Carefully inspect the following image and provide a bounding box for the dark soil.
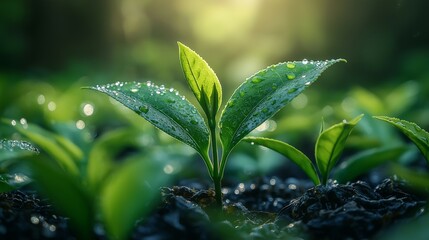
[0,177,426,240]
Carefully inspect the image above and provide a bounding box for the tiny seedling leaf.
[220,59,345,156]
[315,114,363,184]
[178,42,222,118]
[243,137,320,185]
[374,116,429,163]
[87,82,210,159]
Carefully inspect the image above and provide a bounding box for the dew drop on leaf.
[139,105,149,114]
[288,88,297,93]
[286,62,295,69]
[287,73,296,80]
[251,77,263,84]
[302,59,309,65]
[130,88,139,93]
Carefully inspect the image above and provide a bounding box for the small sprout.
[88,42,345,206]
[244,114,363,185]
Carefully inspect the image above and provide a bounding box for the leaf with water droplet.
[243,137,320,185]
[86,82,210,157]
[219,59,346,157]
[315,114,363,185]
[3,119,81,176]
[374,116,429,163]
[178,42,222,119]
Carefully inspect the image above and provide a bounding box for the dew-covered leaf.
[220,59,345,156]
[178,42,222,118]
[333,145,408,183]
[243,137,320,185]
[101,158,168,240]
[86,81,210,158]
[0,139,39,162]
[315,114,363,184]
[374,116,429,163]
[4,120,80,175]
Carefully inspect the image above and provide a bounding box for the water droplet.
[287,73,296,80]
[166,98,176,103]
[76,120,85,130]
[305,82,311,86]
[37,95,45,105]
[47,101,56,111]
[302,59,309,65]
[169,88,175,92]
[190,119,198,125]
[251,77,263,84]
[342,119,347,123]
[82,104,94,116]
[140,105,149,114]
[286,62,295,69]
[130,88,139,93]
[272,83,278,90]
[250,142,255,145]
[20,118,28,129]
[11,120,17,126]
[288,88,297,93]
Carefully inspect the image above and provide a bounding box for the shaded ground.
[0,177,426,239]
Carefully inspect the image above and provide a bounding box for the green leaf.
[3,120,80,175]
[0,139,39,163]
[220,59,345,156]
[0,173,32,193]
[333,145,408,183]
[374,116,429,163]
[101,158,168,240]
[87,128,143,190]
[178,42,222,118]
[25,158,93,239]
[243,137,320,185]
[86,82,210,160]
[315,114,363,184]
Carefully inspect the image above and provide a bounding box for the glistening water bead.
[139,105,149,114]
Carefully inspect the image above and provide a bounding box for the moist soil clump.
[0,177,426,239]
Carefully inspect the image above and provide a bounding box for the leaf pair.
[244,114,363,185]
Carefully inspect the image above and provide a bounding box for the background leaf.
[178,42,222,117]
[87,82,210,158]
[315,114,363,184]
[243,137,320,185]
[374,116,429,162]
[333,145,408,183]
[4,120,81,176]
[24,157,94,239]
[219,59,345,156]
[100,158,168,240]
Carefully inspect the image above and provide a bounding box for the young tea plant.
[88,42,345,206]
[244,114,363,185]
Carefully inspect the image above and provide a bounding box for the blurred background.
[1,0,429,182]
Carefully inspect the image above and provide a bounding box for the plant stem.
[209,120,222,207]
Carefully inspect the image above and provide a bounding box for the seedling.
[88,42,344,206]
[244,114,363,185]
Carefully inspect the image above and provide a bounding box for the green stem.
[209,120,222,207]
